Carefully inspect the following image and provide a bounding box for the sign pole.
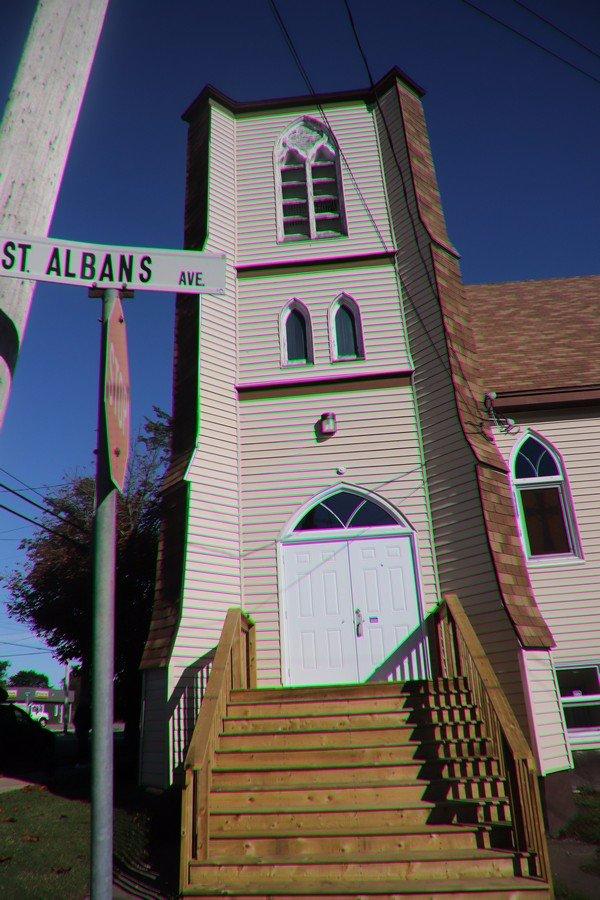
[90,286,131,899]
[91,287,117,899]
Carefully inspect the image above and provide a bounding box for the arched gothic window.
[280,300,313,365]
[330,295,364,360]
[276,118,346,241]
[294,490,400,531]
[512,434,580,559]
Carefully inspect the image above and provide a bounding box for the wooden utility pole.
[0,0,110,426]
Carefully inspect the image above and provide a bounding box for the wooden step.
[187,850,520,886]
[214,740,495,768]
[219,721,486,750]
[229,678,470,705]
[182,875,550,897]
[212,757,501,788]
[226,693,476,717]
[210,799,512,832]
[208,824,492,860]
[223,707,480,732]
[211,775,507,805]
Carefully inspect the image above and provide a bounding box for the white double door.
[283,535,424,686]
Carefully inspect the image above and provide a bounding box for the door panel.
[348,536,425,681]
[283,542,358,686]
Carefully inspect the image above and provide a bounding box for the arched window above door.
[295,490,400,531]
[512,433,580,560]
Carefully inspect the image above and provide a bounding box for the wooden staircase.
[180,602,553,898]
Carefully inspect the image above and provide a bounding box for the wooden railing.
[179,608,256,892]
[435,593,552,890]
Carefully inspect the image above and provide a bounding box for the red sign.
[104,297,130,493]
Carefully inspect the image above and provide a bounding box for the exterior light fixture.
[318,412,337,436]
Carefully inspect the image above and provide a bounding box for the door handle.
[355,608,364,638]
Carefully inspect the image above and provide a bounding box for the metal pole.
[91,288,118,899]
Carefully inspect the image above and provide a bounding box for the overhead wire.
[509,0,600,62]
[459,0,600,85]
[0,479,88,535]
[0,501,88,549]
[341,0,486,421]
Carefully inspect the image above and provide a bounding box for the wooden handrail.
[179,608,256,892]
[435,593,553,891]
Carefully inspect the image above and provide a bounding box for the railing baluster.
[434,593,552,890]
[179,608,256,894]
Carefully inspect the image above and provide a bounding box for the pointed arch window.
[276,118,346,242]
[329,295,365,361]
[281,300,313,366]
[512,434,580,560]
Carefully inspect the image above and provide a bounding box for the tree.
[8,670,51,688]
[4,406,170,749]
[0,660,8,688]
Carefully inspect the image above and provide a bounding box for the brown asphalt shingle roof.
[466,275,600,395]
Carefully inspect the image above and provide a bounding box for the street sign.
[0,232,226,293]
[104,296,130,493]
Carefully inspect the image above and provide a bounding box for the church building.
[138,66,600,798]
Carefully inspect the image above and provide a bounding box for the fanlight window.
[281,301,313,365]
[331,296,364,360]
[295,491,399,531]
[513,435,579,559]
[277,119,346,241]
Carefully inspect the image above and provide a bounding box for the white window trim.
[510,431,582,564]
[555,663,600,747]
[279,298,313,367]
[274,117,347,243]
[328,293,365,362]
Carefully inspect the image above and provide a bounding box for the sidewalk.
[0,774,36,793]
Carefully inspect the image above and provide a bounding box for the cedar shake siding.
[374,76,551,738]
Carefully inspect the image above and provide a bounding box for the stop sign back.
[104,296,130,493]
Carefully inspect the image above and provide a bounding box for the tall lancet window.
[329,294,365,361]
[276,118,346,241]
[512,433,580,560]
[281,300,313,366]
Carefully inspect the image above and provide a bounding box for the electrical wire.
[0,480,88,536]
[509,0,600,62]
[341,0,486,421]
[460,0,600,85]
[0,501,88,550]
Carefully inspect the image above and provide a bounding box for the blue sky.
[1,0,598,686]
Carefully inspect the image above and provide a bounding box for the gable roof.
[466,275,600,403]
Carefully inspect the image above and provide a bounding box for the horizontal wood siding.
[495,410,600,667]
[168,104,241,757]
[239,383,439,686]
[139,668,168,787]
[235,102,393,265]
[520,650,572,774]
[375,82,531,735]
[238,263,410,384]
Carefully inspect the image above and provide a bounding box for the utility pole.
[0,0,110,426]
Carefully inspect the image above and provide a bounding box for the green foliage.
[8,670,51,688]
[0,659,8,688]
[4,407,171,729]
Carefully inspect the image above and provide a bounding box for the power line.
[509,0,600,63]
[0,479,88,536]
[0,501,88,549]
[0,465,53,504]
[0,639,52,651]
[459,0,600,86]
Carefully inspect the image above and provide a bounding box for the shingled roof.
[466,275,600,400]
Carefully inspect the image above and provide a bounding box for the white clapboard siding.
[239,382,439,685]
[168,102,241,704]
[375,82,530,734]
[235,102,393,265]
[520,650,573,775]
[494,410,600,668]
[238,262,410,383]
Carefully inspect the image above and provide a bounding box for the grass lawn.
[0,786,90,899]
